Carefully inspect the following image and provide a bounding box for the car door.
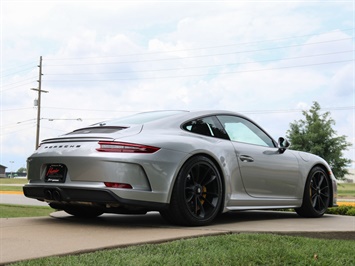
[217,115,302,198]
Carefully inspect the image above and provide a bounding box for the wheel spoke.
[186,193,194,203]
[320,191,329,198]
[185,184,195,202]
[296,167,331,218]
[320,187,329,197]
[318,196,326,210]
[197,197,206,218]
[202,196,217,208]
[311,194,318,208]
[185,185,194,191]
[320,185,329,191]
[189,171,195,184]
[198,167,211,185]
[195,166,200,183]
[318,174,324,187]
[202,174,217,187]
[193,195,198,214]
[186,163,219,217]
[310,180,317,191]
[204,191,219,197]
[177,157,222,224]
[311,171,330,212]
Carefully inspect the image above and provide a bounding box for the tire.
[160,156,223,226]
[295,166,331,218]
[64,205,104,218]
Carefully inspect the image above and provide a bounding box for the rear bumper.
[23,185,167,211]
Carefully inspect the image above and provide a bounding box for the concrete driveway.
[1,211,354,265]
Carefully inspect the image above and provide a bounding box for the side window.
[183,116,229,139]
[217,115,275,147]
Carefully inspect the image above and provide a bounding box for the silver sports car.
[24,110,337,226]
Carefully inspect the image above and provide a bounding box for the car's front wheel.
[295,166,331,218]
[161,156,223,226]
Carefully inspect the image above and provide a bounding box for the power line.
[0,124,36,136]
[43,59,353,82]
[0,107,34,112]
[0,61,37,74]
[42,107,135,112]
[43,28,354,61]
[1,106,353,132]
[1,66,37,77]
[38,106,355,114]
[1,77,36,92]
[44,50,353,76]
[43,38,352,67]
[1,32,352,91]
[6,105,355,119]
[241,106,355,114]
[0,81,38,92]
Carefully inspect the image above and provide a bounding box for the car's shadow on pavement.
[48,210,355,240]
[49,209,330,228]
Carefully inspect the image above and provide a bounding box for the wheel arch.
[167,152,226,210]
[309,163,334,208]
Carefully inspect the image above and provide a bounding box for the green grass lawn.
[337,183,355,198]
[0,178,27,185]
[0,178,26,192]
[0,185,23,191]
[0,204,53,218]
[10,233,355,266]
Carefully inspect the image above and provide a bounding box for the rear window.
[68,126,126,135]
[96,110,187,126]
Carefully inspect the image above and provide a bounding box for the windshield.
[93,110,187,126]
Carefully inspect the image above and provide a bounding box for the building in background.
[0,165,7,178]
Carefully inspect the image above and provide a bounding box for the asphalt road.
[0,192,48,206]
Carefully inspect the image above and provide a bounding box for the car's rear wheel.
[295,166,331,218]
[160,156,223,226]
[63,205,104,218]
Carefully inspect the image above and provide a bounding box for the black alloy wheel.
[295,166,331,218]
[161,156,223,226]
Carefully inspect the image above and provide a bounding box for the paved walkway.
[1,211,354,265]
[1,189,354,264]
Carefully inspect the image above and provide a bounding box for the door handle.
[239,155,254,162]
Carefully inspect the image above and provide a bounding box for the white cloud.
[1,1,354,170]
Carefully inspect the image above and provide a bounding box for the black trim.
[23,185,167,211]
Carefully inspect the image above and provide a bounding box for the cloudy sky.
[1,0,354,172]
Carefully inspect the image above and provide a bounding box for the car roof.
[95,109,247,127]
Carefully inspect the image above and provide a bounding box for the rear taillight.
[97,141,160,153]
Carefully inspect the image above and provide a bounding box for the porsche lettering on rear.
[43,144,81,149]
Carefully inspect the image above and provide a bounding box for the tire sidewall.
[173,155,223,226]
[299,166,330,217]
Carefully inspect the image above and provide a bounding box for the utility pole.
[31,56,48,149]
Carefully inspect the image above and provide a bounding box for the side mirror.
[278,137,290,153]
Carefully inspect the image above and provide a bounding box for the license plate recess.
[45,164,67,183]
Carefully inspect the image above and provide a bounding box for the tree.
[17,167,27,173]
[286,101,351,179]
